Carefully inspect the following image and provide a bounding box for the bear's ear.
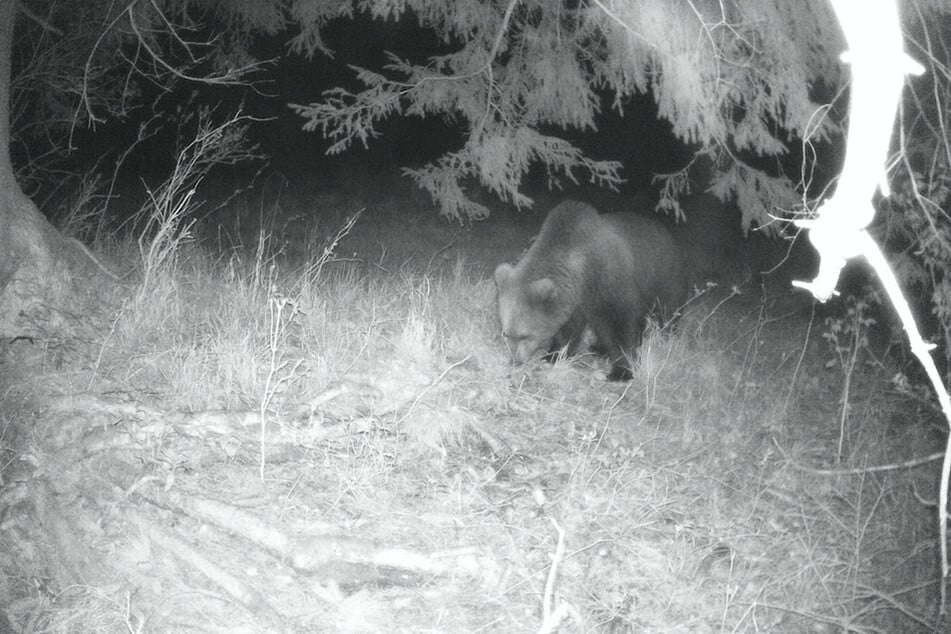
[528,278,556,303]
[494,263,515,287]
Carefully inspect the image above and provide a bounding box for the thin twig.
[538,518,570,634]
[17,2,63,36]
[397,356,471,425]
[782,303,815,415]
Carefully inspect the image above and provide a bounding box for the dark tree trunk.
[0,0,69,333]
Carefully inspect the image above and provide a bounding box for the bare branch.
[124,3,263,87]
[17,1,64,37]
[797,0,949,613]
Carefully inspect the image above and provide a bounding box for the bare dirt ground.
[0,180,946,632]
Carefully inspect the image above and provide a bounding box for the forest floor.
[0,174,947,632]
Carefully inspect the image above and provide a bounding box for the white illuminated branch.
[796,0,951,612]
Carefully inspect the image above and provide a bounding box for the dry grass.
[0,188,945,633]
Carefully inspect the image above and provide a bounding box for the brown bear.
[494,200,688,381]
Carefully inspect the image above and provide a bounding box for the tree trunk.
[0,0,69,334]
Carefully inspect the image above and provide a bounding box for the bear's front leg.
[606,362,633,382]
[544,311,587,363]
[601,312,646,382]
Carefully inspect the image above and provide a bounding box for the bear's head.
[494,263,565,364]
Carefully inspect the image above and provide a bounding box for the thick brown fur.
[495,200,687,381]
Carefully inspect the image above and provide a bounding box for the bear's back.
[519,201,687,312]
[517,201,599,278]
[533,200,598,249]
[595,212,688,312]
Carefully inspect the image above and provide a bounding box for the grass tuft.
[0,190,943,633]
